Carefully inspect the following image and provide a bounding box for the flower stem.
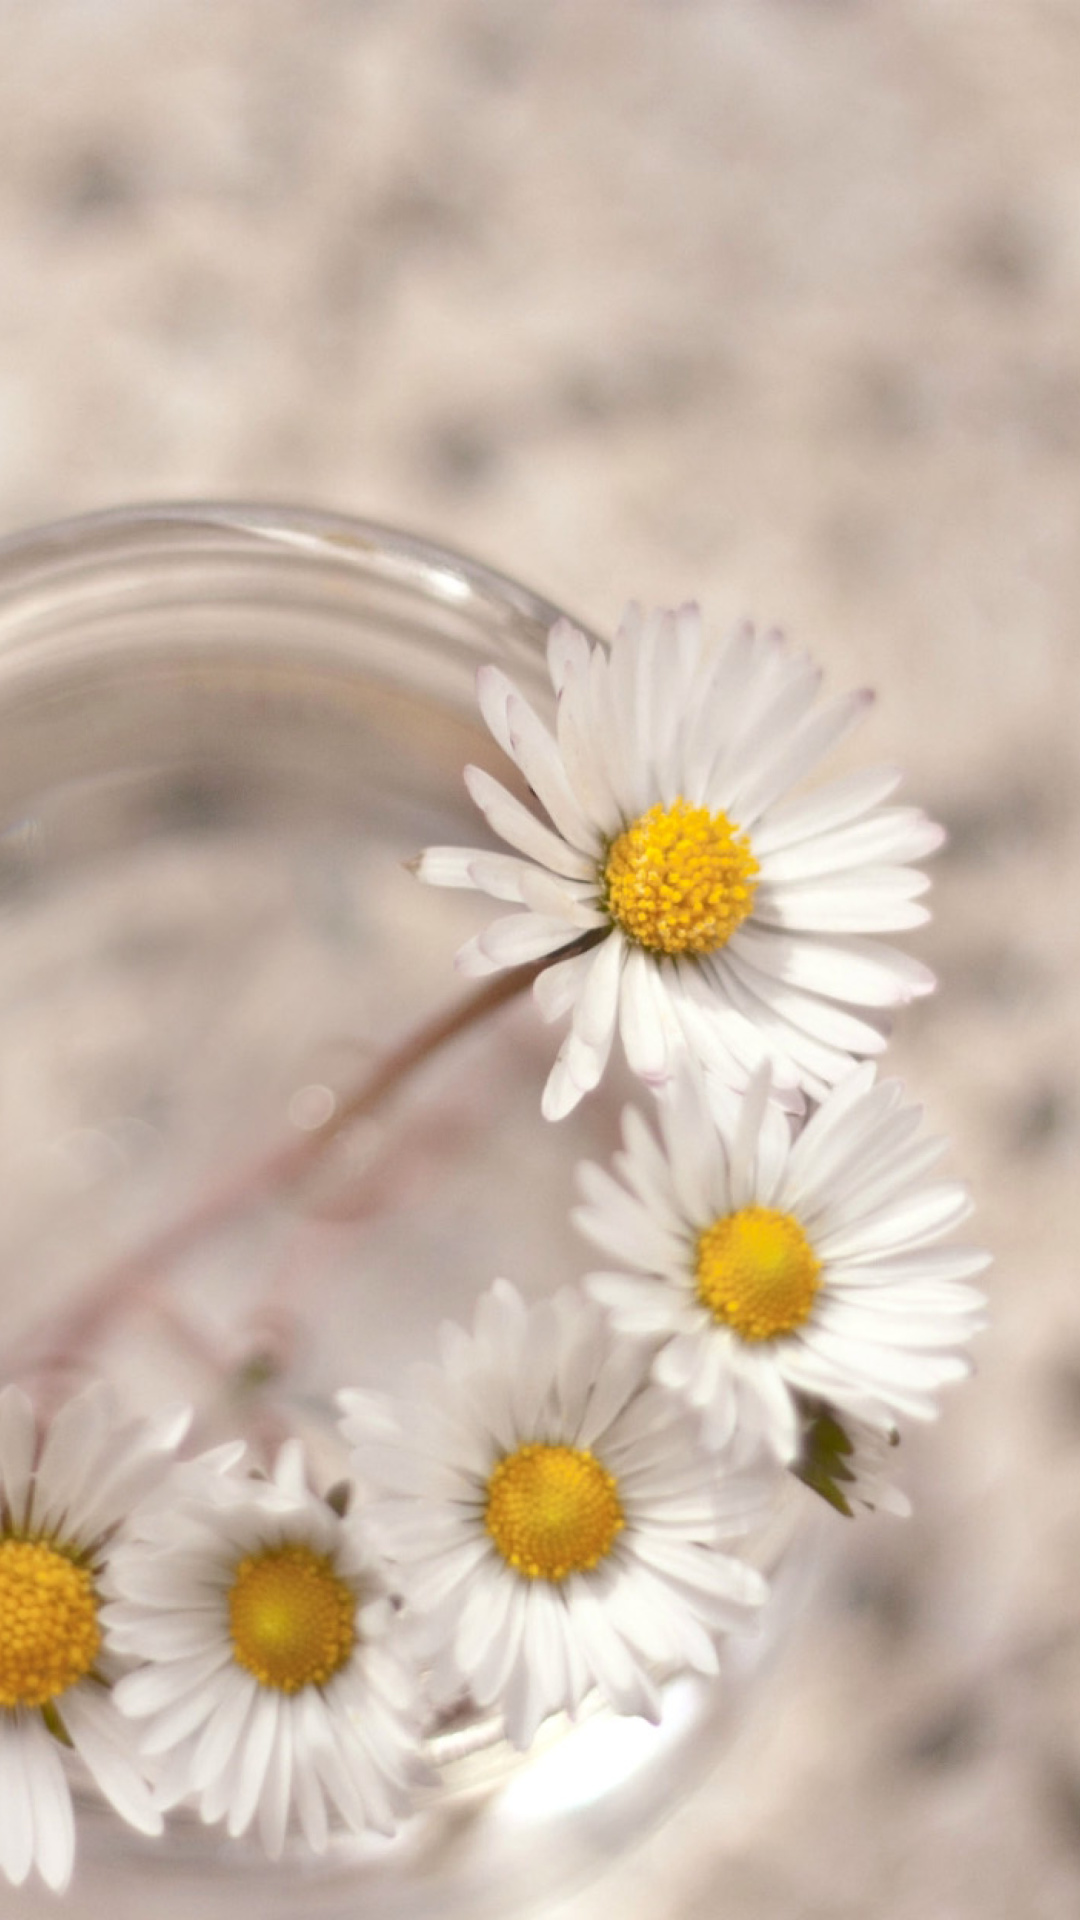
[19,946,591,1379]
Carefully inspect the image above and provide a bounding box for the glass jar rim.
[0,497,580,645]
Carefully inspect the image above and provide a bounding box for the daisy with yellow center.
[106,1442,424,1859]
[0,1383,185,1893]
[576,1062,988,1463]
[340,1280,772,1751]
[416,602,944,1118]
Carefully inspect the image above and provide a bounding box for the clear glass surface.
[0,504,806,1919]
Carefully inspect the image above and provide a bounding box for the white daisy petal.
[30,1384,112,1537]
[0,1387,37,1521]
[477,911,588,970]
[722,946,890,1058]
[454,1560,519,1686]
[814,1181,974,1261]
[503,1588,568,1748]
[556,655,624,836]
[802,1136,952,1239]
[708,652,824,820]
[675,959,782,1081]
[699,953,849,1095]
[518,866,606,925]
[750,764,904,854]
[68,1419,195,1553]
[614,1101,681,1206]
[470,1581,529,1706]
[727,1065,773,1210]
[540,1046,591,1121]
[653,1329,710,1394]
[476,662,518,757]
[585,633,632,810]
[679,620,758,804]
[564,1576,661,1723]
[463,765,596,878]
[826,1247,992,1287]
[0,1717,36,1886]
[61,1688,162,1836]
[23,1722,75,1895]
[815,1298,984,1346]
[292,1709,329,1854]
[759,809,945,884]
[416,846,539,902]
[189,1667,258,1792]
[727,688,875,827]
[619,945,676,1083]
[585,1272,685,1335]
[532,946,598,1023]
[573,1339,653,1450]
[654,1075,729,1222]
[800,1325,971,1398]
[754,875,931,936]
[546,1009,618,1112]
[733,1348,802,1461]
[546,616,593,696]
[256,1697,293,1859]
[503,692,599,854]
[730,921,935,1010]
[575,1175,685,1276]
[572,927,625,1051]
[138,1676,236,1756]
[631,1534,768,1619]
[123,1608,223,1661]
[776,1062,891,1206]
[304,1700,370,1834]
[607,1562,720,1675]
[697,629,791,806]
[228,1689,278,1840]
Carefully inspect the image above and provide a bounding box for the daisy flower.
[105,1442,425,1858]
[339,1280,773,1751]
[0,1382,187,1893]
[574,1062,988,1462]
[416,604,943,1118]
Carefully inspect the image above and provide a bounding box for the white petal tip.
[541,1089,582,1123]
[906,965,938,999]
[453,944,502,978]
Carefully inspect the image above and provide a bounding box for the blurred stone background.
[0,1,1078,1915]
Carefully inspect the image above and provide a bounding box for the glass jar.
[0,504,805,1919]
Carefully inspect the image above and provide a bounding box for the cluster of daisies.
[0,604,987,1892]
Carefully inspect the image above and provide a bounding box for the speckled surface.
[0,2,1078,1914]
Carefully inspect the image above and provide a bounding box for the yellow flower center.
[228,1544,357,1693]
[695,1205,821,1341]
[0,1537,101,1709]
[485,1443,624,1582]
[603,799,759,956]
